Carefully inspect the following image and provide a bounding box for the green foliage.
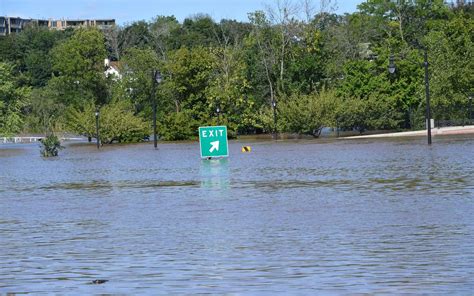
[158,110,198,141]
[0,3,472,141]
[64,100,97,139]
[0,62,31,136]
[40,134,64,157]
[165,46,215,119]
[425,11,474,119]
[120,47,160,114]
[24,87,65,133]
[17,26,66,87]
[179,15,219,48]
[119,21,154,51]
[65,99,149,144]
[51,28,108,106]
[100,100,150,143]
[336,59,405,132]
[277,89,340,137]
[205,45,258,135]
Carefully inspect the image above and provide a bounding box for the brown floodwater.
[1,135,473,294]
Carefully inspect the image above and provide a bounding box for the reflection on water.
[200,158,230,189]
[0,136,473,294]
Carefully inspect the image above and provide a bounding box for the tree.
[149,15,181,59]
[165,46,215,120]
[119,21,153,52]
[120,48,161,115]
[336,59,405,132]
[247,11,278,114]
[425,10,474,120]
[0,62,31,135]
[206,46,258,135]
[103,25,122,61]
[65,99,149,144]
[277,89,339,137]
[179,14,219,48]
[50,28,108,107]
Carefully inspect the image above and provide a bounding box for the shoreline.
[342,125,474,139]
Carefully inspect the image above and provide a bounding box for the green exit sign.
[199,126,229,158]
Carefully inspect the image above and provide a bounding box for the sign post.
[199,126,229,158]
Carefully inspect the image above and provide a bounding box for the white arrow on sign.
[209,141,220,153]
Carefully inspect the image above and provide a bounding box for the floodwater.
[1,135,473,294]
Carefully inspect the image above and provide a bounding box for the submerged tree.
[40,134,64,157]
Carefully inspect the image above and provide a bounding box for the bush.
[40,134,64,157]
[277,89,340,137]
[158,111,198,141]
[65,99,150,144]
[99,100,150,144]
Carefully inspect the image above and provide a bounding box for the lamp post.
[272,99,277,139]
[469,95,473,125]
[423,48,432,145]
[388,54,396,75]
[95,107,100,149]
[152,70,162,149]
[388,50,432,145]
[216,103,221,125]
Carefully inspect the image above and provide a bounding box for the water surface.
[1,136,473,294]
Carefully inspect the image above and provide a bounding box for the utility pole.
[152,70,162,149]
[423,48,432,145]
[95,107,100,149]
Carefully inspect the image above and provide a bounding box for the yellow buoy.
[241,146,251,153]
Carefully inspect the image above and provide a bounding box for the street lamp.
[272,99,277,139]
[216,103,221,125]
[469,95,473,125]
[388,54,396,75]
[388,49,432,145]
[152,70,162,149]
[95,107,100,149]
[422,48,432,145]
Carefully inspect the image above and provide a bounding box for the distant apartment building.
[0,16,115,36]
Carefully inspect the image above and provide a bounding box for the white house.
[104,58,122,80]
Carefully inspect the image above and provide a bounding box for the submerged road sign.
[199,126,229,158]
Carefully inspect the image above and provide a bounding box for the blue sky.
[0,0,361,24]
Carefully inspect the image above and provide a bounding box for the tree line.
[0,0,472,142]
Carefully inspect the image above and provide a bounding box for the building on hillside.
[49,19,115,30]
[0,17,7,36]
[0,16,115,36]
[0,16,35,35]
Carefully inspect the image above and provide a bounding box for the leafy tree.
[158,110,198,141]
[247,11,279,113]
[50,28,108,107]
[336,58,405,132]
[425,11,474,120]
[179,14,219,48]
[165,46,215,121]
[103,25,122,61]
[278,89,339,137]
[17,25,66,87]
[65,99,149,144]
[120,47,161,115]
[24,87,66,133]
[0,62,31,135]
[119,21,153,52]
[206,34,258,135]
[99,99,150,143]
[149,15,181,58]
[40,134,64,157]
[285,18,326,93]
